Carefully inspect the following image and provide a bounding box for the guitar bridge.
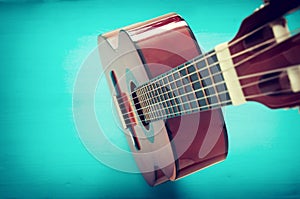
[113,93,137,129]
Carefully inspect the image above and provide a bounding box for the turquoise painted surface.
[0,0,300,198]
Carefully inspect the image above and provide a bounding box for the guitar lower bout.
[98,14,228,186]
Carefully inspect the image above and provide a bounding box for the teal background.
[1,0,300,198]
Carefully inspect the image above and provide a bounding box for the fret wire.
[142,86,231,122]
[157,84,168,118]
[166,79,180,115]
[125,87,292,125]
[188,64,200,110]
[123,34,281,106]
[138,88,146,120]
[124,97,231,125]
[129,100,232,125]
[135,89,142,120]
[205,54,221,107]
[125,62,295,118]
[116,29,298,125]
[156,75,170,119]
[144,95,232,122]
[138,51,213,91]
[169,71,181,117]
[133,66,229,111]
[129,24,292,107]
[139,87,147,120]
[152,82,164,118]
[151,84,159,119]
[132,54,218,109]
[161,77,170,118]
[129,78,229,116]
[159,79,169,117]
[163,75,173,119]
[192,59,208,110]
[140,87,150,119]
[159,75,170,120]
[125,69,293,123]
[149,83,158,119]
[122,45,298,123]
[182,63,193,112]
[186,62,203,111]
[149,83,157,119]
[148,82,158,120]
[134,20,280,98]
[144,85,153,120]
[121,32,290,119]
[122,61,296,124]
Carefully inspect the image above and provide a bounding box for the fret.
[145,85,155,119]
[204,52,219,108]
[207,53,232,106]
[164,77,176,115]
[176,78,189,111]
[168,73,180,116]
[134,50,232,123]
[150,83,160,119]
[167,87,179,117]
[192,57,210,109]
[141,86,150,120]
[158,79,169,116]
[138,88,147,120]
[170,80,183,112]
[164,82,173,116]
[161,82,173,116]
[185,63,205,111]
[185,63,200,111]
[177,69,187,112]
[151,83,162,118]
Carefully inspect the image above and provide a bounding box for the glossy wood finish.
[229,0,300,109]
[102,13,228,186]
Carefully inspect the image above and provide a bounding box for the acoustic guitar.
[97,0,300,186]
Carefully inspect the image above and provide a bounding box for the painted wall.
[0,0,300,198]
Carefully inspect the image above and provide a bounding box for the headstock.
[228,0,300,109]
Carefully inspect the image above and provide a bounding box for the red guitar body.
[98,14,228,186]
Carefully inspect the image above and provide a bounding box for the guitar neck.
[133,4,300,123]
[134,49,233,122]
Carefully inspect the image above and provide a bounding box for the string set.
[121,70,295,126]
[107,21,299,125]
[117,27,297,108]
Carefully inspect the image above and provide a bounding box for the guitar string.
[116,28,297,106]
[121,68,295,122]
[116,26,298,105]
[116,35,275,106]
[117,33,298,122]
[101,22,300,124]
[116,30,297,111]
[114,19,279,103]
[121,88,293,126]
[133,16,279,92]
[119,68,297,124]
[120,65,297,116]
[118,33,299,122]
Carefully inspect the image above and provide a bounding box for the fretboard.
[134,50,232,122]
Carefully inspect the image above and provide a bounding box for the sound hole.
[130,82,150,130]
[259,71,291,96]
